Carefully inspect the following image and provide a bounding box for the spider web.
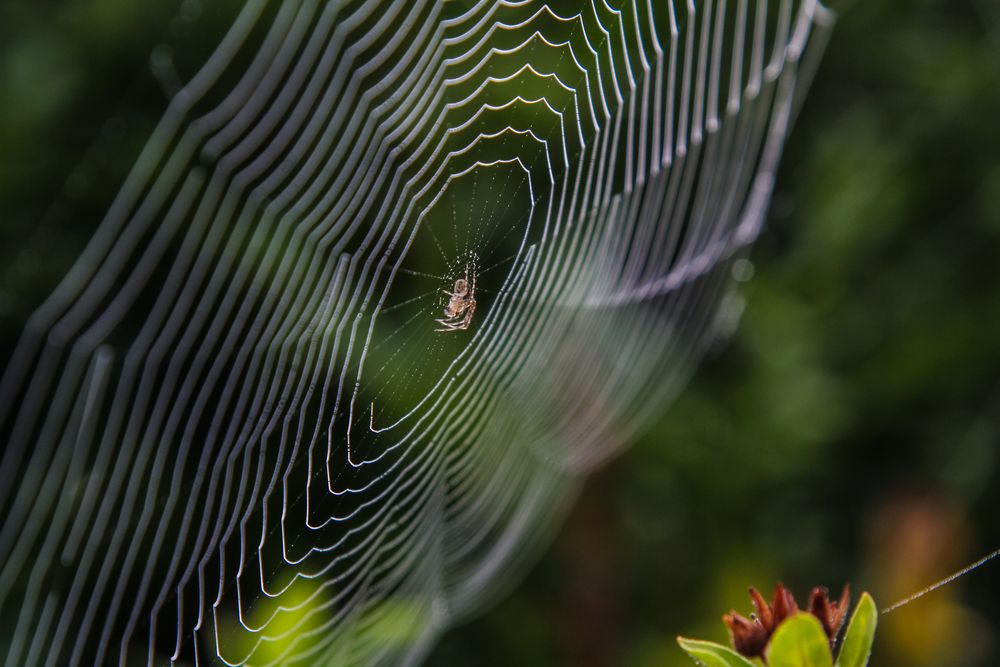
[0,1,833,665]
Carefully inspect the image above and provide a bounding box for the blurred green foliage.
[0,0,240,356]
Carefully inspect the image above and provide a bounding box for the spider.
[435,268,476,332]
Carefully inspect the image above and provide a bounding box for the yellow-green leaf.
[677,636,757,667]
[836,592,878,667]
[766,613,834,667]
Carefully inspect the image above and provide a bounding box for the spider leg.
[434,317,458,332]
[460,301,475,329]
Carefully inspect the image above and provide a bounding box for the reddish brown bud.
[723,610,769,658]
[771,582,800,625]
[749,586,773,629]
[723,582,851,660]
[807,584,851,646]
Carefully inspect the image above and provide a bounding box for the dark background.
[1,1,997,666]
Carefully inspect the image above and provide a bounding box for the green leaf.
[766,613,834,667]
[676,636,757,667]
[836,592,878,667]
